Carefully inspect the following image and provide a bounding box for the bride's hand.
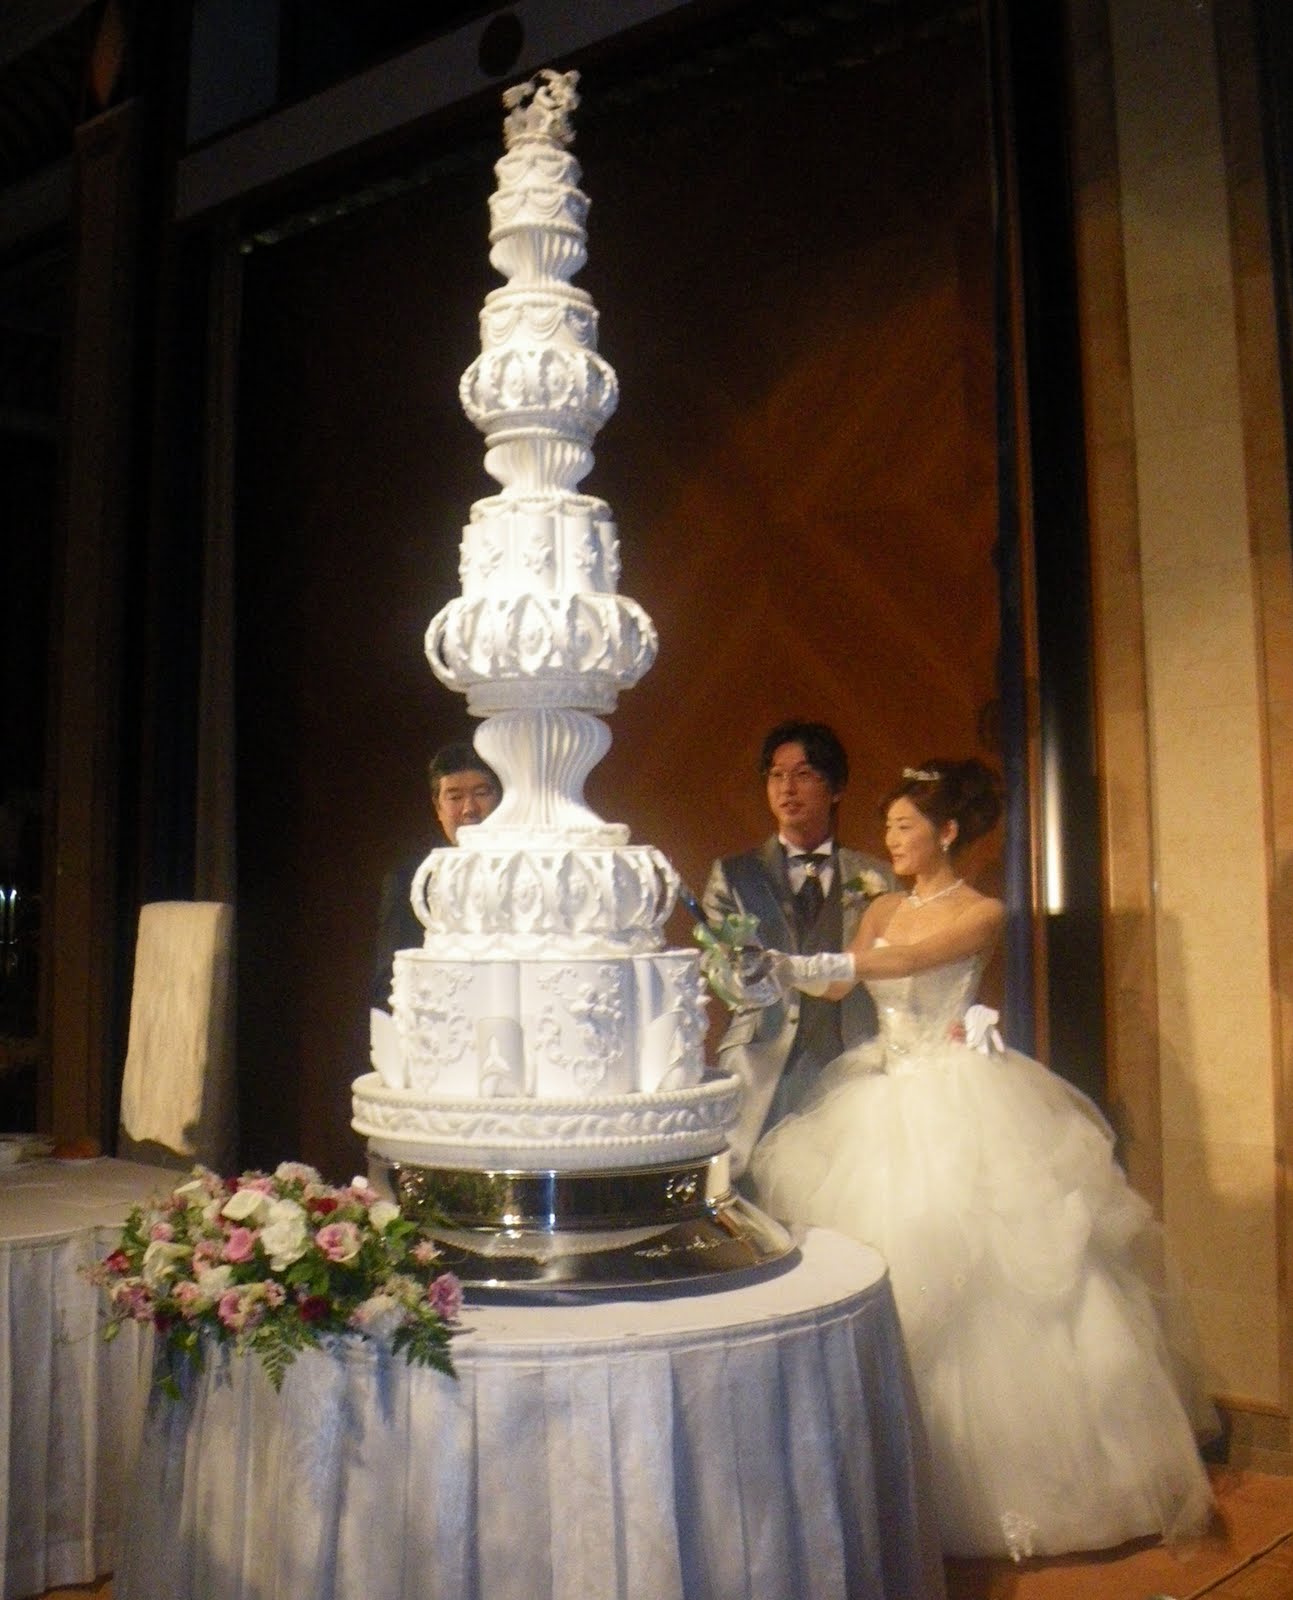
[773,952,858,997]
[696,941,783,1009]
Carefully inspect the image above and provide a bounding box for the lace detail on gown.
[999,1511,1037,1563]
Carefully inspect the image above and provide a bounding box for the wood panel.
[234,19,1002,1178]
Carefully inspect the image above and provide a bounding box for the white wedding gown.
[750,945,1217,1561]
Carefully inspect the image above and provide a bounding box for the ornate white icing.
[426,592,655,715]
[352,1072,741,1172]
[457,498,620,598]
[387,952,707,1098]
[425,68,654,718]
[358,71,737,1174]
[413,845,677,949]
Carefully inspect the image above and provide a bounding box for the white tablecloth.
[116,1229,944,1600]
[0,1157,175,1600]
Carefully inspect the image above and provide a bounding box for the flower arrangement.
[94,1162,461,1397]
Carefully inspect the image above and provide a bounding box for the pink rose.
[217,1289,244,1330]
[217,1289,264,1333]
[111,1280,153,1320]
[149,1221,175,1242]
[173,1281,204,1314]
[428,1273,463,1322]
[223,1226,256,1264]
[316,1221,362,1263]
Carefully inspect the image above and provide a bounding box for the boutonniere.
[842,869,889,902]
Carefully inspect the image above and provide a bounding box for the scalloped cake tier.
[352,1072,740,1172]
[410,841,677,947]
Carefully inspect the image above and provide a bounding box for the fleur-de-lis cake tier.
[352,72,751,1204]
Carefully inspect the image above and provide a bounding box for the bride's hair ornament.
[884,758,1003,852]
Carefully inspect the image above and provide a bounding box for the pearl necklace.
[908,878,964,908]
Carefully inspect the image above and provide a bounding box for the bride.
[748,759,1217,1562]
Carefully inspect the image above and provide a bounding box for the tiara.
[902,766,941,783]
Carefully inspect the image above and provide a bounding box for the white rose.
[194,1262,234,1300]
[140,1240,190,1288]
[368,1200,400,1233]
[274,1161,322,1186]
[349,1293,403,1341]
[260,1199,310,1271]
[222,1187,268,1224]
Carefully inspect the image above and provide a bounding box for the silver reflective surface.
[369,1151,796,1290]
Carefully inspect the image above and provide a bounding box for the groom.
[702,720,892,1177]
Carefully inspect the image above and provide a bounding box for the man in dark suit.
[702,720,892,1176]
[371,740,500,1007]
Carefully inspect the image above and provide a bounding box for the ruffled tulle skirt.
[750,1042,1217,1560]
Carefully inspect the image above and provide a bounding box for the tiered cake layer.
[351,1075,740,1172]
[388,948,707,1098]
[410,838,677,954]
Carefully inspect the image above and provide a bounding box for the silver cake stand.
[368,1149,796,1290]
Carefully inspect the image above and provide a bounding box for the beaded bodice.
[864,942,984,1062]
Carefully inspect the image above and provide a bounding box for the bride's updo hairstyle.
[883,759,1003,855]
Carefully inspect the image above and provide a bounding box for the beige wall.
[1072,0,1293,1454]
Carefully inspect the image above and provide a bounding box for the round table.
[0,1156,174,1600]
[116,1228,944,1600]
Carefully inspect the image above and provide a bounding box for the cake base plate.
[368,1150,796,1290]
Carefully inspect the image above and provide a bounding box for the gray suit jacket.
[702,838,893,1176]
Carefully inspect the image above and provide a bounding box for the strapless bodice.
[864,942,984,1060]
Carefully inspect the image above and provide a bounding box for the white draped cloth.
[119,900,235,1169]
[116,1230,945,1600]
[0,1159,172,1600]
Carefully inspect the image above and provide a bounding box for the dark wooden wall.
[234,20,1002,1179]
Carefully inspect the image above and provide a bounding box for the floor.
[946,1534,1293,1599]
[32,1469,1293,1600]
[944,1468,1293,1600]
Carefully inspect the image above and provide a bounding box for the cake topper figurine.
[502,67,581,148]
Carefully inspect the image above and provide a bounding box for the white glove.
[963,1004,1004,1054]
[774,951,857,997]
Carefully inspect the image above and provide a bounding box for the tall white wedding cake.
[351,73,782,1279]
